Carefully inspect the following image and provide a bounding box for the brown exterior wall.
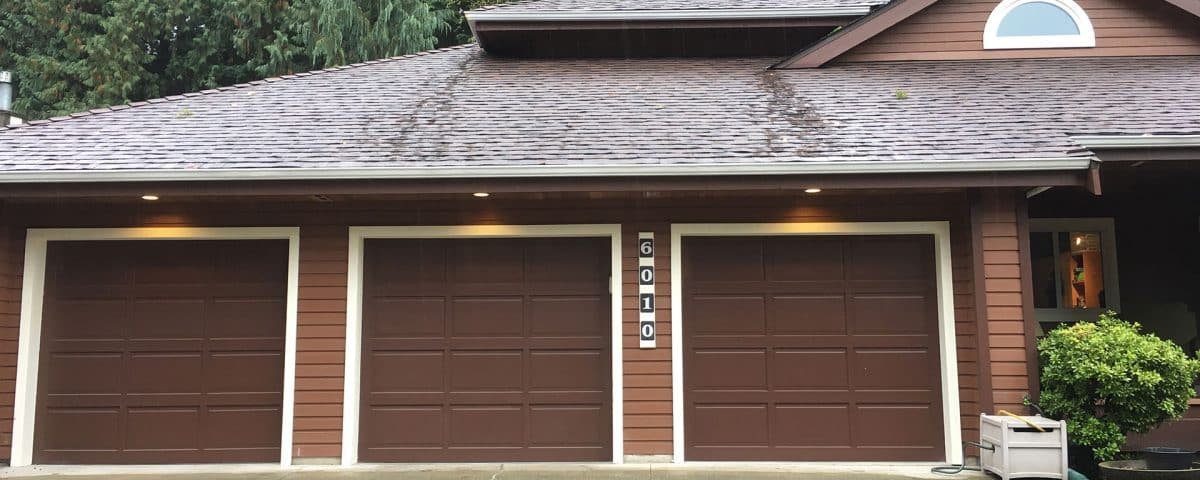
[0,191,990,462]
[975,189,1036,414]
[839,0,1200,63]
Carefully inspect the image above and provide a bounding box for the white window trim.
[10,227,302,468]
[983,0,1096,50]
[1029,218,1120,324]
[670,222,963,465]
[340,224,624,465]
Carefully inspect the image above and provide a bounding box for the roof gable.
[778,0,1200,67]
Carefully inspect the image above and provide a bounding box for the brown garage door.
[35,240,288,464]
[683,235,945,461]
[359,237,612,462]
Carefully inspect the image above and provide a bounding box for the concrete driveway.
[0,463,987,480]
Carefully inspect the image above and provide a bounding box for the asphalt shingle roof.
[2,45,1198,173]
[472,0,890,13]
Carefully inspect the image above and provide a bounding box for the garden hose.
[931,440,994,475]
[997,409,1046,432]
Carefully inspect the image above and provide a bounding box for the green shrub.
[1038,312,1200,461]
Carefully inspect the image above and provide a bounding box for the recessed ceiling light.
[472,192,490,198]
[141,195,159,201]
[804,188,822,194]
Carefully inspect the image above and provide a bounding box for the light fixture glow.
[472,192,490,198]
[141,195,160,201]
[804,188,822,194]
[1075,237,1082,246]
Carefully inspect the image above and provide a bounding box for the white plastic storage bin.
[979,413,1069,480]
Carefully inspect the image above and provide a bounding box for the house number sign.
[638,232,656,349]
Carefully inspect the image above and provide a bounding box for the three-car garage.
[13,223,955,467]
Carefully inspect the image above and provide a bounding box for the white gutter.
[465,6,872,22]
[0,158,1092,184]
[1072,135,1200,149]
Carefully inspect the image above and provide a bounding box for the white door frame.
[10,227,302,467]
[670,222,963,464]
[341,224,624,465]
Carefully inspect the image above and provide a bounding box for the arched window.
[984,0,1096,49]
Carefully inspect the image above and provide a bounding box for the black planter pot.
[1099,460,1200,480]
[1144,448,1199,471]
[1072,444,1101,479]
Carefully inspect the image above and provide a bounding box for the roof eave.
[0,158,1094,184]
[1072,134,1200,149]
[465,6,873,23]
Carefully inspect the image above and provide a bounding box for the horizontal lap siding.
[978,190,1034,413]
[0,193,985,461]
[0,219,19,460]
[839,0,1200,62]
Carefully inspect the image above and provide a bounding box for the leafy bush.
[1038,312,1200,461]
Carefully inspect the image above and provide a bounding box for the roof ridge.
[3,43,478,131]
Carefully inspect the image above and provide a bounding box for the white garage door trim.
[341,224,624,465]
[11,227,302,467]
[670,222,962,464]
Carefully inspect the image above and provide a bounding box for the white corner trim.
[670,222,963,464]
[0,158,1095,184]
[341,224,624,466]
[1072,135,1200,149]
[10,227,301,468]
[983,0,1096,50]
[466,6,871,22]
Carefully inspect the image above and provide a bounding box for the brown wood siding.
[839,0,1200,63]
[976,189,1035,413]
[0,192,986,461]
[0,218,19,461]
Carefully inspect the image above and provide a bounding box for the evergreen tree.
[0,0,501,120]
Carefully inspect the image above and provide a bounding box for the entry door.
[359,237,612,462]
[682,235,945,461]
[35,240,288,464]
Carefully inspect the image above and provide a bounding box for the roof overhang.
[0,157,1093,185]
[1071,134,1200,149]
[466,6,874,23]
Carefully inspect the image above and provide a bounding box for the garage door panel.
[770,295,847,334]
[689,349,767,389]
[366,406,445,446]
[773,349,849,388]
[40,408,122,450]
[203,407,283,448]
[127,353,202,393]
[44,353,123,394]
[206,352,284,393]
[209,299,287,338]
[690,404,769,445]
[452,241,525,283]
[765,238,845,281]
[529,350,605,390]
[853,348,937,388]
[684,235,943,461]
[36,240,287,464]
[450,297,524,337]
[126,408,200,450]
[369,298,445,338]
[449,406,524,445]
[129,299,206,339]
[772,404,851,446]
[851,295,931,334]
[529,296,607,337]
[45,300,126,340]
[529,405,607,445]
[685,239,764,281]
[848,239,930,280]
[688,295,765,336]
[449,351,523,391]
[360,237,612,462]
[852,405,940,447]
[370,351,444,392]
